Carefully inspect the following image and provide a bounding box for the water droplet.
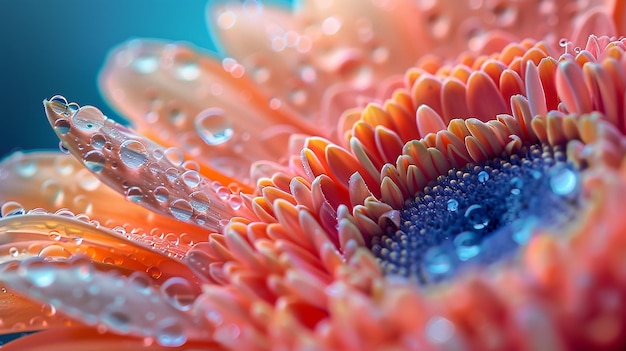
[194,108,233,145]
[174,60,200,81]
[229,195,242,210]
[126,187,144,202]
[39,245,71,259]
[133,55,159,74]
[549,167,578,196]
[54,118,71,134]
[146,266,162,279]
[160,277,195,311]
[464,204,490,230]
[423,247,451,275]
[9,247,19,257]
[164,147,184,166]
[477,171,489,183]
[169,199,193,221]
[41,303,56,317]
[426,316,455,344]
[83,150,106,173]
[1,202,25,217]
[453,231,481,261]
[181,170,201,188]
[154,186,170,202]
[90,133,106,149]
[155,318,187,347]
[119,140,148,168]
[322,16,342,35]
[189,191,210,212]
[72,106,106,132]
[446,199,459,212]
[129,272,153,295]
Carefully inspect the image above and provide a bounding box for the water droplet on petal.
[194,108,233,146]
[181,170,201,188]
[90,133,107,149]
[160,277,195,311]
[83,150,106,173]
[72,106,106,132]
[169,199,193,221]
[126,187,144,202]
[189,191,210,211]
[549,167,578,196]
[156,318,186,347]
[174,60,200,81]
[154,186,170,202]
[119,140,148,168]
[54,118,71,134]
[9,247,19,257]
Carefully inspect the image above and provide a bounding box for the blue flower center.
[370,144,582,286]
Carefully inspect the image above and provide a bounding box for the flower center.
[370,144,582,286]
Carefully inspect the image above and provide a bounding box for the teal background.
[0,0,243,158]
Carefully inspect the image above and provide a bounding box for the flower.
[1,0,626,350]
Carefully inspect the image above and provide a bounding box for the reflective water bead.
[164,147,185,167]
[72,106,106,132]
[422,247,451,275]
[160,277,195,312]
[53,118,71,135]
[174,60,200,81]
[194,108,234,146]
[83,150,106,173]
[118,140,149,168]
[464,204,490,230]
[169,199,193,221]
[133,55,159,74]
[549,167,578,196]
[154,186,170,202]
[189,191,210,212]
[477,171,489,183]
[446,198,459,212]
[181,170,201,188]
[126,187,144,202]
[453,231,481,261]
[155,318,187,347]
[90,133,107,149]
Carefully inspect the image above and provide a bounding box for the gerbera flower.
[1,0,626,349]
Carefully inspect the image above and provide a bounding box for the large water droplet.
[189,191,210,211]
[126,187,144,202]
[160,277,195,311]
[72,106,106,132]
[181,170,201,188]
[194,108,233,145]
[156,318,187,347]
[119,140,148,168]
[54,118,71,135]
[90,133,107,149]
[464,204,490,230]
[422,247,451,275]
[169,199,193,221]
[549,167,578,196]
[453,231,481,261]
[446,199,458,212]
[477,171,489,183]
[83,150,106,173]
[154,186,170,202]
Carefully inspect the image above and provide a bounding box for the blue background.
[0,0,281,158]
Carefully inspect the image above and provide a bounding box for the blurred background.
[0,0,287,159]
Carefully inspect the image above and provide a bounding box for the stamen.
[370,144,582,286]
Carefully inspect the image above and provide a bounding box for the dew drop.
[169,199,193,221]
[1,202,25,217]
[154,186,170,202]
[9,247,19,257]
[90,133,107,149]
[49,95,69,113]
[181,170,201,188]
[194,108,234,145]
[39,245,71,259]
[446,199,458,212]
[83,150,106,173]
[164,147,184,166]
[189,191,210,211]
[53,118,71,135]
[72,106,106,132]
[464,204,490,230]
[156,318,187,347]
[126,187,144,202]
[423,247,451,275]
[146,266,162,279]
[119,140,148,168]
[453,231,481,261]
[549,167,578,196]
[160,277,195,311]
[477,171,489,183]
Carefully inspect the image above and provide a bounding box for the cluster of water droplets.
[1,255,206,347]
[371,144,582,286]
[46,95,246,231]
